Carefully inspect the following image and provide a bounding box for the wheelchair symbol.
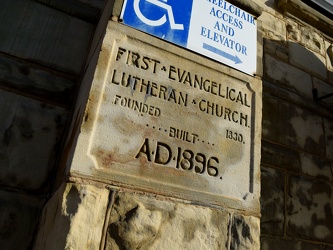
[134,0,184,30]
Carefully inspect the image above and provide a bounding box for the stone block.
[313,77,333,107]
[0,90,68,191]
[260,166,284,235]
[259,12,286,41]
[71,21,262,213]
[0,56,75,105]
[300,26,325,55]
[287,175,333,243]
[261,140,300,172]
[324,118,333,161]
[34,0,100,22]
[230,214,260,250]
[262,94,293,146]
[76,0,105,10]
[300,27,324,55]
[286,20,300,42]
[34,183,109,250]
[300,152,332,181]
[255,0,283,16]
[327,70,333,85]
[288,107,324,156]
[262,94,325,156]
[327,39,333,84]
[264,39,289,62]
[0,0,93,74]
[264,54,312,98]
[261,236,331,250]
[289,42,327,79]
[0,190,43,249]
[326,40,333,73]
[106,191,230,250]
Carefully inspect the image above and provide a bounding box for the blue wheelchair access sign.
[121,0,192,47]
[120,0,257,75]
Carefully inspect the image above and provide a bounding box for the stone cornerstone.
[34,1,263,249]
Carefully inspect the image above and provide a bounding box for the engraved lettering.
[168,65,251,108]
[135,139,224,180]
[154,142,172,165]
[226,129,245,144]
[111,70,188,107]
[168,65,177,80]
[116,47,126,61]
[198,99,249,127]
[113,95,160,117]
[141,56,150,70]
[135,138,151,161]
[169,127,198,143]
[116,47,161,74]
[228,88,235,101]
[240,113,248,127]
[127,51,140,68]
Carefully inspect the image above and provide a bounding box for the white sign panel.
[120,0,257,75]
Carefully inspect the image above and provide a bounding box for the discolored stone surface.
[0,190,43,249]
[260,166,284,235]
[71,21,262,213]
[300,152,332,181]
[324,118,333,162]
[261,140,300,172]
[262,94,325,156]
[230,214,260,250]
[312,77,333,107]
[264,54,312,98]
[106,191,230,250]
[299,26,324,55]
[259,12,286,41]
[0,90,68,191]
[264,39,289,62]
[286,20,300,42]
[287,175,333,243]
[0,0,94,75]
[261,236,331,250]
[0,56,75,106]
[34,183,109,250]
[289,42,326,78]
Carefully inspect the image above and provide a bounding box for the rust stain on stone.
[112,115,138,136]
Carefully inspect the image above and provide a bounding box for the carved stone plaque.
[71,22,262,212]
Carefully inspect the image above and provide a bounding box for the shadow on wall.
[261,36,333,247]
[264,37,333,107]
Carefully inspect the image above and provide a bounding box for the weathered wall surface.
[0,0,106,248]
[106,191,260,250]
[256,0,333,248]
[35,181,260,250]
